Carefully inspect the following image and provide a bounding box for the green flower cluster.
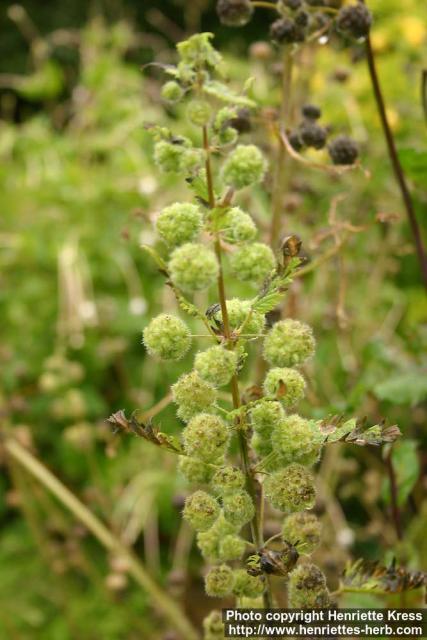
[156,202,203,247]
[282,511,322,554]
[264,464,316,512]
[288,563,330,608]
[143,314,191,360]
[172,371,217,421]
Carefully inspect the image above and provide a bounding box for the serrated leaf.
[203,80,256,107]
[186,173,210,204]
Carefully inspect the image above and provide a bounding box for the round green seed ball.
[203,610,225,640]
[154,140,185,173]
[183,490,220,531]
[264,464,316,513]
[223,490,255,527]
[187,99,212,126]
[169,243,219,293]
[183,413,229,462]
[156,202,203,247]
[263,319,315,367]
[205,564,235,598]
[219,207,257,244]
[250,431,273,458]
[211,466,245,495]
[271,414,323,468]
[172,371,217,422]
[161,80,184,103]
[218,534,246,561]
[222,144,267,190]
[288,563,330,608]
[250,400,285,436]
[215,298,265,336]
[143,314,191,360]
[282,511,322,555]
[178,456,213,484]
[194,345,238,387]
[263,367,306,407]
[232,569,265,598]
[229,243,275,284]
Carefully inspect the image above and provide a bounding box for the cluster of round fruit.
[289,104,359,165]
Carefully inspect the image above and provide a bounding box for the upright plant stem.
[4,437,199,640]
[270,48,294,247]
[203,126,273,609]
[364,34,427,289]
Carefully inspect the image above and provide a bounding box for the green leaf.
[374,372,427,406]
[383,440,420,507]
[203,80,256,107]
[251,291,282,315]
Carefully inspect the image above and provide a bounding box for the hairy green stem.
[4,437,199,640]
[203,125,273,609]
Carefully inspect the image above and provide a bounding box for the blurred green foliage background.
[0,0,426,637]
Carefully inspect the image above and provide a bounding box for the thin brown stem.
[364,32,427,289]
[385,447,403,541]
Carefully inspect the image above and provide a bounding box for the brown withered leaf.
[319,415,401,447]
[107,410,183,454]
[343,558,426,595]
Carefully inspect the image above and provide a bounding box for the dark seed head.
[288,129,304,151]
[281,0,303,10]
[216,0,254,27]
[299,121,328,149]
[328,135,359,165]
[229,107,251,133]
[270,17,305,44]
[295,10,309,27]
[301,103,322,120]
[336,3,372,38]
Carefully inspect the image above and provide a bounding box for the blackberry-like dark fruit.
[216,0,254,27]
[295,10,309,27]
[336,3,372,38]
[328,135,359,165]
[301,104,321,120]
[229,108,251,133]
[299,121,327,149]
[288,130,304,151]
[270,17,305,44]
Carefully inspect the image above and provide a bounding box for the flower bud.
[212,466,245,495]
[282,511,322,555]
[205,564,235,597]
[161,80,184,103]
[218,207,257,244]
[263,367,306,407]
[223,490,255,527]
[143,314,191,360]
[264,464,316,512]
[178,456,214,484]
[187,100,212,126]
[263,319,315,367]
[216,0,254,27]
[172,371,217,422]
[195,345,238,387]
[271,414,323,467]
[229,243,275,284]
[154,140,186,173]
[222,144,267,190]
[232,569,265,598]
[156,202,203,247]
[183,413,229,462]
[183,490,220,531]
[288,563,330,608]
[250,400,285,436]
[169,243,219,293]
[214,298,265,336]
[219,534,246,561]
